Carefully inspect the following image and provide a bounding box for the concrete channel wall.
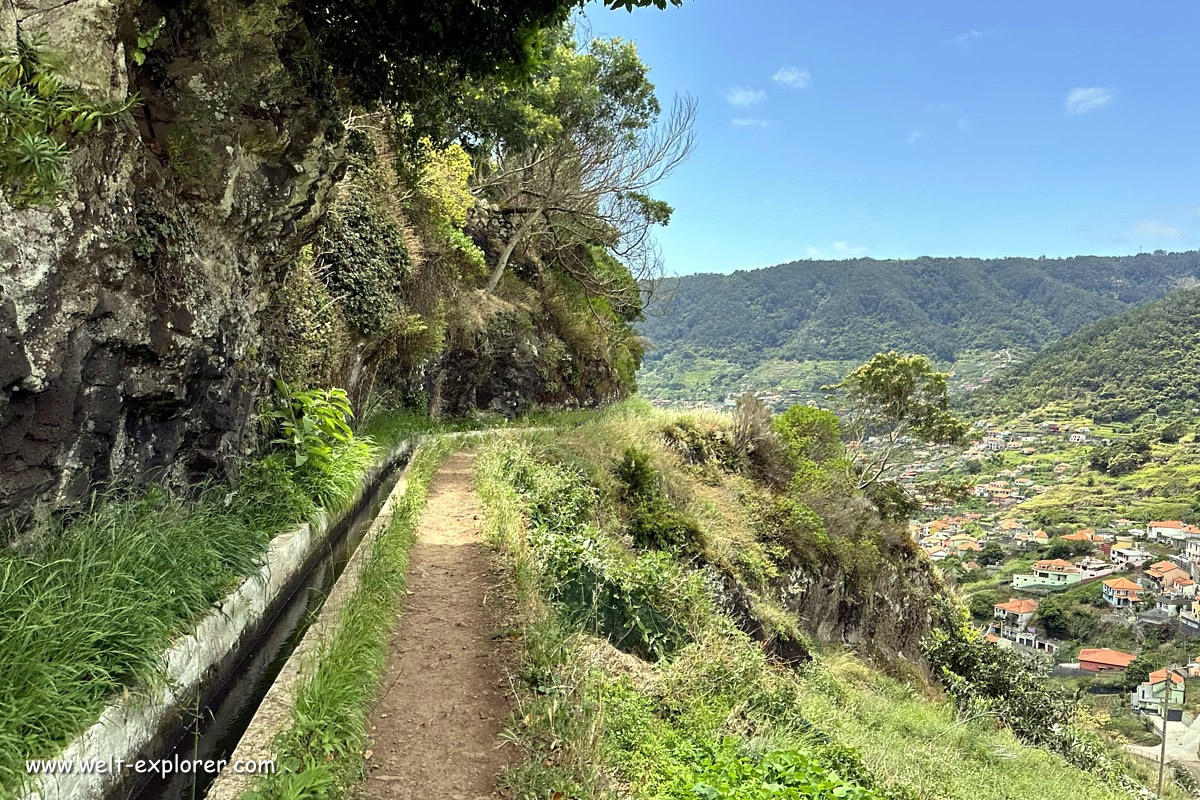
[206,437,428,800]
[26,440,415,800]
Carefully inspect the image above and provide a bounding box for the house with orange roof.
[1102,577,1145,608]
[1060,529,1101,542]
[993,598,1038,628]
[1078,648,1136,672]
[1145,560,1191,592]
[1132,668,1186,717]
[1013,558,1082,590]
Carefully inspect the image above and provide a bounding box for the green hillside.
[975,288,1200,422]
[639,253,1200,403]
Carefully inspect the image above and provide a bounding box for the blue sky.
[582,1,1200,275]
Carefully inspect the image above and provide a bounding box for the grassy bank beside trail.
[244,436,454,800]
[473,409,1170,800]
[0,408,440,795]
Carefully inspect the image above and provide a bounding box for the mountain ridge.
[638,251,1200,401]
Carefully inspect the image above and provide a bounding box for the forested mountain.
[974,288,1200,422]
[639,253,1200,401]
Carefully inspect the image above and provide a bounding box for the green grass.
[245,436,454,799]
[0,436,383,794]
[474,418,1172,800]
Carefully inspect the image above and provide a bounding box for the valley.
[4,2,1199,799]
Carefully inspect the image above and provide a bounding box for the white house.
[993,598,1038,629]
[1158,596,1192,618]
[1110,547,1153,570]
[1131,669,1186,717]
[1069,432,1087,444]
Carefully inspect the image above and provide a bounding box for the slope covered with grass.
[475,401,1187,799]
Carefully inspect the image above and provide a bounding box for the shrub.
[614,447,702,551]
[320,191,412,335]
[263,380,357,471]
[774,405,842,463]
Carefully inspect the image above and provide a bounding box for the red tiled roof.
[1149,668,1185,685]
[1103,578,1143,592]
[1034,558,1079,572]
[1147,561,1187,578]
[1079,648,1137,668]
[995,598,1039,614]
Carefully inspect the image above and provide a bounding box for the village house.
[1179,599,1200,635]
[1110,547,1153,570]
[1102,577,1145,608]
[1151,520,1195,538]
[1184,537,1200,576]
[1013,559,1082,590]
[1144,560,1193,593]
[1060,529,1102,543]
[1078,647,1137,672]
[1075,556,1115,580]
[1069,432,1088,444]
[993,598,1038,628]
[1157,596,1191,618]
[1131,669,1186,719]
[1014,529,1049,547]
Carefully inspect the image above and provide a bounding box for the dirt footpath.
[361,450,516,800]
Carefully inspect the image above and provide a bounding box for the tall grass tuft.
[0,437,382,794]
[0,489,272,790]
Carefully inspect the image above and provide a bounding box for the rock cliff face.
[0,0,640,520]
[0,0,342,516]
[777,555,938,667]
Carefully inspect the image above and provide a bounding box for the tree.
[1124,655,1165,691]
[968,590,1002,619]
[829,352,969,490]
[299,0,683,114]
[1160,420,1188,444]
[774,405,842,463]
[1045,539,1094,560]
[472,29,696,306]
[978,542,1005,566]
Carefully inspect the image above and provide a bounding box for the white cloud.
[906,128,927,144]
[1131,220,1182,239]
[772,67,811,89]
[731,117,768,128]
[957,117,970,130]
[725,87,766,108]
[1065,87,1116,115]
[945,29,984,49]
[806,241,869,259]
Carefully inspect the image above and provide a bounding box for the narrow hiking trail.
[361,450,516,800]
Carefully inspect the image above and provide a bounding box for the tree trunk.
[485,209,541,294]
